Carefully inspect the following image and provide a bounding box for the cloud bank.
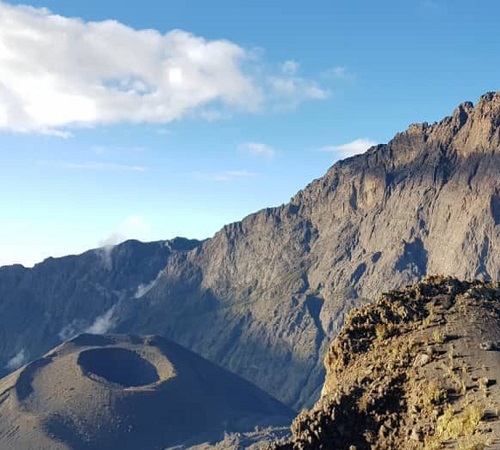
[0,2,329,134]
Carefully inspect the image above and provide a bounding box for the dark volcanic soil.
[0,334,294,450]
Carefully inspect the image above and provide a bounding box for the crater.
[77,348,159,387]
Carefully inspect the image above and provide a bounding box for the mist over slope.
[1,93,500,409]
[0,238,200,377]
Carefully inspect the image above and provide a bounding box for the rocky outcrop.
[271,277,500,449]
[1,93,500,410]
[0,334,293,450]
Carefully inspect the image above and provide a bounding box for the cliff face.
[271,277,500,449]
[1,93,500,410]
[118,93,500,408]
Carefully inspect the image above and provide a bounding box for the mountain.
[0,333,293,450]
[270,277,500,449]
[0,238,200,378]
[1,92,500,410]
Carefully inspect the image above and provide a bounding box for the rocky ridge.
[115,93,500,408]
[1,93,500,410]
[270,277,500,449]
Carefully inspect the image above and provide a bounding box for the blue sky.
[1,0,499,266]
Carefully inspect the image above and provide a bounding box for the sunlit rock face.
[1,93,500,410]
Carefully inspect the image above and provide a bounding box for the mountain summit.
[1,93,499,410]
[403,91,500,153]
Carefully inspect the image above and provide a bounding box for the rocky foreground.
[271,277,500,449]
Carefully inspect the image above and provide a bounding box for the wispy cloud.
[321,66,354,81]
[239,142,276,159]
[91,145,148,155]
[99,216,152,249]
[86,306,116,335]
[39,160,148,172]
[134,269,164,299]
[267,76,328,110]
[194,170,257,182]
[0,2,329,135]
[58,320,85,341]
[318,138,378,158]
[96,215,152,270]
[420,0,441,11]
[5,348,27,370]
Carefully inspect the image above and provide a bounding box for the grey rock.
[480,341,494,351]
[2,93,500,411]
[0,238,200,378]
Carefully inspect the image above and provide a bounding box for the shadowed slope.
[0,334,294,450]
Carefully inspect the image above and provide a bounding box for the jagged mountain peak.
[400,91,500,154]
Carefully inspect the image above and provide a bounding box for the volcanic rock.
[270,277,500,449]
[0,334,293,450]
[2,93,500,410]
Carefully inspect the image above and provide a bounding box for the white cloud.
[268,76,328,109]
[239,142,276,159]
[194,170,256,182]
[99,216,152,248]
[5,348,27,370]
[0,2,329,134]
[318,138,378,158]
[282,60,299,75]
[86,306,116,335]
[0,2,259,133]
